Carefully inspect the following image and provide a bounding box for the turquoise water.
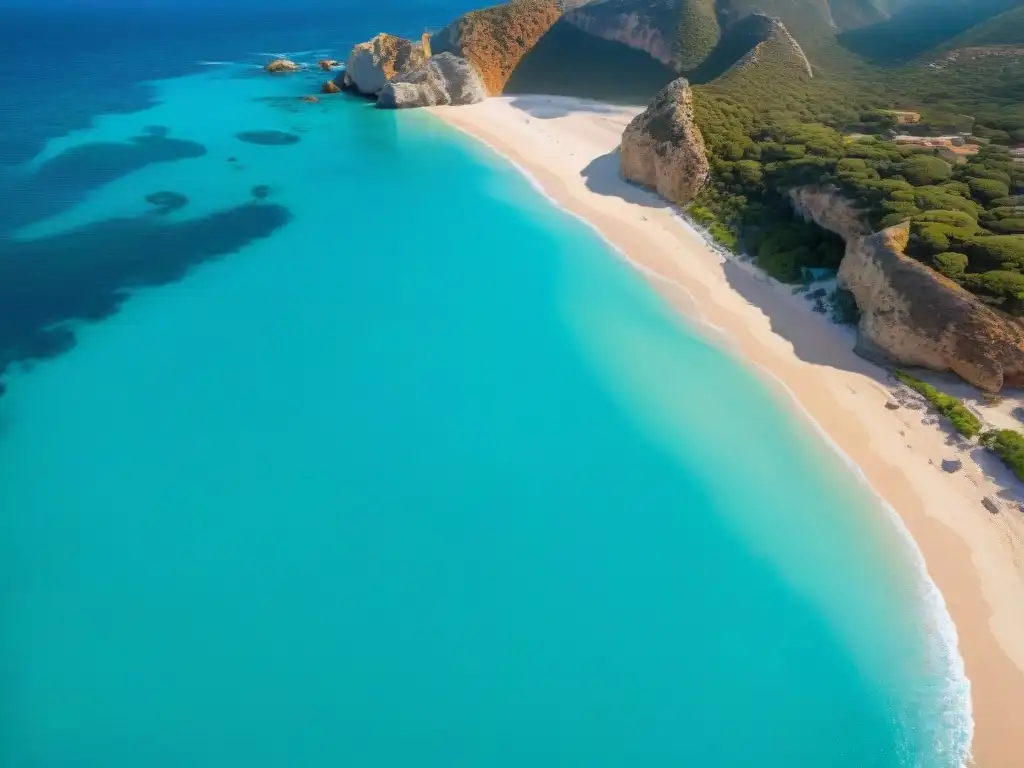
[1,54,969,766]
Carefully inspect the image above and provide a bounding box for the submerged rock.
[251,184,271,200]
[144,190,189,214]
[321,79,342,94]
[300,95,320,103]
[265,58,300,73]
[619,78,709,206]
[318,59,340,71]
[236,130,301,146]
[377,53,487,109]
[343,33,429,96]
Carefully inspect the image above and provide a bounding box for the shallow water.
[1,6,969,766]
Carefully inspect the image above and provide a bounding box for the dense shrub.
[964,271,1024,312]
[965,236,1024,271]
[980,429,1024,482]
[969,177,1012,204]
[902,155,952,186]
[933,252,968,280]
[894,371,981,438]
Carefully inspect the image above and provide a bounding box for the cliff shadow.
[719,258,888,380]
[506,96,631,120]
[504,19,677,105]
[580,150,671,211]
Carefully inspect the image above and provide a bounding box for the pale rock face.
[377,53,487,109]
[619,78,709,206]
[344,33,429,96]
[790,186,1024,392]
[565,9,675,65]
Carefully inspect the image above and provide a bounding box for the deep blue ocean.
[0,3,972,766]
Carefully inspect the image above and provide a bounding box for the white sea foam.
[441,117,975,767]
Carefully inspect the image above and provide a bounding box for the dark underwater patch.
[0,202,293,389]
[145,190,189,214]
[2,130,207,235]
[236,130,301,146]
[251,184,271,200]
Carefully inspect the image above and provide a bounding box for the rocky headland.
[619,78,709,206]
[340,33,430,96]
[377,52,487,108]
[790,186,1024,392]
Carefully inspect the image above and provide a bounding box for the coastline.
[425,95,1024,767]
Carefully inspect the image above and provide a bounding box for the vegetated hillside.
[939,3,1024,49]
[838,0,1021,62]
[498,0,1024,309]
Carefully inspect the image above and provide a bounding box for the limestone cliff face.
[431,0,563,94]
[790,186,1024,392]
[564,2,676,66]
[343,33,429,96]
[377,53,487,108]
[620,78,710,206]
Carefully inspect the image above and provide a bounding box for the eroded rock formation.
[431,0,563,94]
[790,186,1024,392]
[377,53,487,108]
[619,78,709,206]
[343,33,430,95]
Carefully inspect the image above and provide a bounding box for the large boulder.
[430,0,563,95]
[791,186,1024,392]
[377,53,487,108]
[343,33,429,96]
[619,78,709,206]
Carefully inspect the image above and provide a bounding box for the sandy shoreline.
[426,95,1024,766]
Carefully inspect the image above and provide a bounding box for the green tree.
[902,155,953,186]
[933,252,968,280]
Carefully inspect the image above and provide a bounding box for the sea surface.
[0,3,971,766]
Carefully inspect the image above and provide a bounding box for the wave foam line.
[438,116,974,767]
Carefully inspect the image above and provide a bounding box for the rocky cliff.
[564,0,679,66]
[377,53,488,108]
[620,78,710,206]
[342,33,429,96]
[431,0,563,94]
[790,186,1024,392]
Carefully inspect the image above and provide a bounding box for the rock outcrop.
[564,0,678,66]
[791,186,1024,392]
[318,59,340,71]
[321,79,342,94]
[265,58,300,73]
[431,0,563,94]
[343,33,430,95]
[619,78,709,206]
[377,53,487,108]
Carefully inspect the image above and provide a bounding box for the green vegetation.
[893,371,982,438]
[675,0,720,71]
[981,429,1024,482]
[686,23,1024,309]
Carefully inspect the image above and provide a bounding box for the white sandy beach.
[427,95,1024,767]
